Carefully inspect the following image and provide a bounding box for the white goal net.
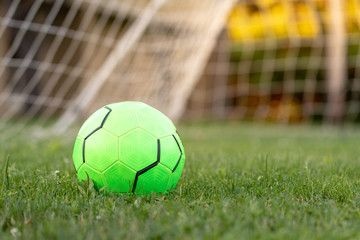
[0,0,235,138]
[1,0,359,141]
[185,0,360,124]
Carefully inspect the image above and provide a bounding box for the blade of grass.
[2,155,10,190]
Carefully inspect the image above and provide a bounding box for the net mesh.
[0,0,234,136]
[186,0,360,123]
[1,0,359,140]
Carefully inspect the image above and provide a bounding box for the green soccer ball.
[72,101,185,194]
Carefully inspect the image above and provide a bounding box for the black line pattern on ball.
[171,134,183,173]
[132,139,161,193]
[80,107,183,193]
[82,106,112,163]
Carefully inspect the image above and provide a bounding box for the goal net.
[2,0,359,141]
[0,0,235,138]
[186,0,360,124]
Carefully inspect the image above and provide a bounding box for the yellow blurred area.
[228,0,360,42]
[346,0,360,33]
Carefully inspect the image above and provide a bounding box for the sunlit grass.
[1,123,360,239]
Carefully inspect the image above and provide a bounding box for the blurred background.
[0,0,359,138]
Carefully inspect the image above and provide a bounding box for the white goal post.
[54,0,168,133]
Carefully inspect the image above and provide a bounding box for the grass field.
[1,123,360,239]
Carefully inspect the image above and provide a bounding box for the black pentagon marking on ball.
[132,139,161,193]
[82,106,112,163]
[171,134,183,173]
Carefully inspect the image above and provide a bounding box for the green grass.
[1,123,360,239]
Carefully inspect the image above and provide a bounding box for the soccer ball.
[72,101,185,194]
